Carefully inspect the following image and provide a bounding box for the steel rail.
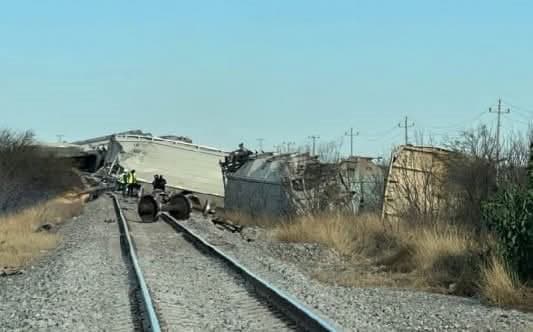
[111,194,162,332]
[160,212,340,332]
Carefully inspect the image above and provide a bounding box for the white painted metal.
[109,135,229,197]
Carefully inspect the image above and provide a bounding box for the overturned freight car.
[382,145,452,222]
[221,151,383,218]
[103,134,228,198]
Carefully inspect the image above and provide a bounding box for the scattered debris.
[211,217,243,233]
[159,135,193,143]
[0,266,23,277]
[34,223,55,233]
[240,227,260,242]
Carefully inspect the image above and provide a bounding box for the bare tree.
[0,129,82,215]
[316,140,343,163]
[279,141,354,217]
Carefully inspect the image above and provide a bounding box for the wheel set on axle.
[137,190,212,222]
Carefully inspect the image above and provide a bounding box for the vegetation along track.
[111,194,338,332]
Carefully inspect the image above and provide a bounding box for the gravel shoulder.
[0,197,136,332]
[186,213,533,332]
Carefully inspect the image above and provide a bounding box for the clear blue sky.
[1,1,532,157]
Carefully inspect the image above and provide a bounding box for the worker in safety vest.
[126,170,137,197]
[116,171,126,192]
[119,169,129,196]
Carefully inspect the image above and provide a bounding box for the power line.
[366,130,401,142]
[427,111,487,131]
[503,111,530,124]
[502,99,533,113]
[363,125,398,139]
[502,106,532,122]
[398,116,415,145]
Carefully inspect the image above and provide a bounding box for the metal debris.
[211,217,243,233]
[0,267,23,277]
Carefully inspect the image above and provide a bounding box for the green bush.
[482,142,533,280]
[482,186,533,280]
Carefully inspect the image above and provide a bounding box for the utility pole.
[490,98,510,181]
[283,141,296,153]
[274,145,282,153]
[308,135,320,156]
[287,142,296,153]
[398,116,415,145]
[256,138,264,151]
[344,128,359,157]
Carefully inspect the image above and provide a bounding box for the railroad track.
[110,194,338,332]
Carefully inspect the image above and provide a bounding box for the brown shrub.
[409,226,484,295]
[271,213,511,298]
[480,255,524,306]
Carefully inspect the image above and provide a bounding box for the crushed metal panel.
[223,152,359,217]
[223,153,292,217]
[382,145,451,221]
[339,156,384,214]
[225,174,289,218]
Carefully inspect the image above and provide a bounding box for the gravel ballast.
[3,194,532,331]
[121,199,298,331]
[0,197,136,331]
[185,213,533,332]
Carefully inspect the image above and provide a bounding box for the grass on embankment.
[227,212,533,311]
[0,193,86,269]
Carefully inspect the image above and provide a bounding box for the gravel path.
[121,199,299,332]
[0,197,136,332]
[185,213,533,332]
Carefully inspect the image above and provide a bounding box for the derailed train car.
[73,131,229,221]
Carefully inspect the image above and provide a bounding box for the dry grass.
[480,255,524,306]
[0,193,84,269]
[272,214,392,257]
[266,212,533,310]
[407,226,483,295]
